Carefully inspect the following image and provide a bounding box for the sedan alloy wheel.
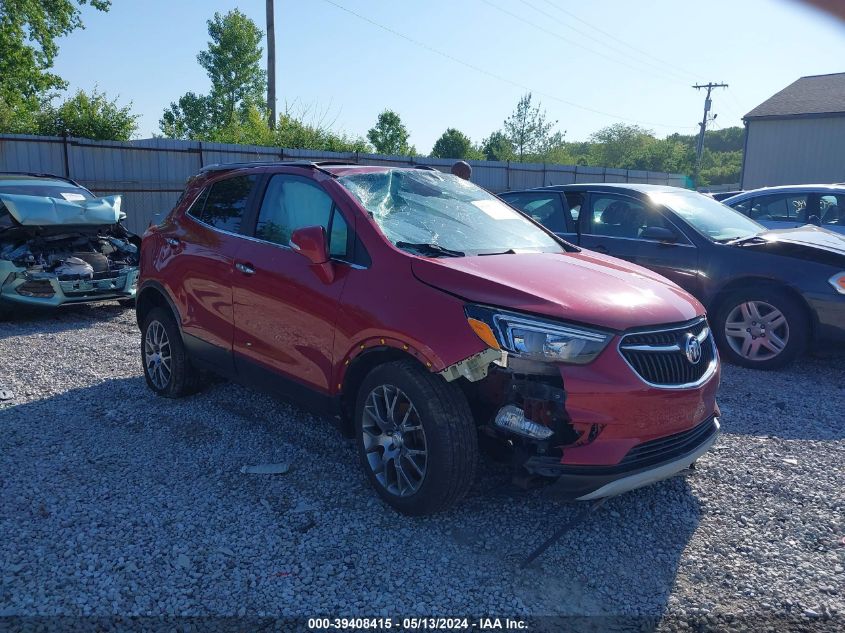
[723,300,789,362]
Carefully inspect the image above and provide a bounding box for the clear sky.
[51,0,845,151]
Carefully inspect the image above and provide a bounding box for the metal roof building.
[740,72,845,189]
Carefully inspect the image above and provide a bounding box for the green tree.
[430,128,474,159]
[35,88,138,140]
[159,93,214,140]
[502,93,564,162]
[367,110,413,155]
[160,9,266,139]
[587,123,655,168]
[0,0,110,108]
[480,131,514,161]
[276,112,370,152]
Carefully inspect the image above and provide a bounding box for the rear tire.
[713,288,808,370]
[355,360,478,516]
[140,306,205,397]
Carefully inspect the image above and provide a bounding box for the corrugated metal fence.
[0,134,689,235]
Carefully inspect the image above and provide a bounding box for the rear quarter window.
[188,175,258,233]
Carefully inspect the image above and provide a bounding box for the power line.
[536,0,704,82]
[317,0,697,131]
[512,0,692,85]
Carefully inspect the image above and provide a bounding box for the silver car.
[0,172,139,318]
[723,184,845,235]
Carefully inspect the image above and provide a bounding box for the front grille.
[59,273,128,295]
[620,318,716,387]
[619,416,718,470]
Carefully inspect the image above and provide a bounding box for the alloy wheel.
[144,320,172,389]
[724,300,790,362]
[362,384,428,497]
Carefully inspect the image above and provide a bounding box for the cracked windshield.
[339,169,564,256]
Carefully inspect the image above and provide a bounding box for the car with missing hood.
[0,172,140,318]
[137,162,721,515]
[500,184,845,370]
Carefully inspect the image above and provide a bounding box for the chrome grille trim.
[618,317,718,390]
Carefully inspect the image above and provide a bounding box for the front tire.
[713,288,808,370]
[355,360,478,516]
[141,306,204,397]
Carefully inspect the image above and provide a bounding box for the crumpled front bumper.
[527,416,720,501]
[0,263,139,307]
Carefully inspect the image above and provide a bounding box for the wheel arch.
[136,281,180,329]
[340,346,433,422]
[707,277,816,339]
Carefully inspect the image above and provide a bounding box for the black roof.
[199,160,357,175]
[745,72,845,120]
[503,183,684,195]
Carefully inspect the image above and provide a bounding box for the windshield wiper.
[724,235,768,246]
[478,248,517,256]
[395,241,465,258]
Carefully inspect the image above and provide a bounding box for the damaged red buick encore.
[137,162,721,515]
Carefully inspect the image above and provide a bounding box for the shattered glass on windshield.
[338,169,564,256]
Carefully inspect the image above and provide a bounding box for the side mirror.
[807,214,821,226]
[290,225,329,265]
[290,225,334,283]
[640,226,678,243]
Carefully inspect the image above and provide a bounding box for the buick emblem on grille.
[684,333,702,365]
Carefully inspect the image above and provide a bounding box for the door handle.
[594,245,608,254]
[235,262,255,275]
[165,237,180,247]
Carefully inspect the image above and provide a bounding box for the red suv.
[137,162,721,515]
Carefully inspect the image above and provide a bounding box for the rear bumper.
[807,293,845,345]
[527,416,720,500]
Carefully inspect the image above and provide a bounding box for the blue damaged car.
[0,173,140,318]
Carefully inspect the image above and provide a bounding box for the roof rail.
[199,159,359,176]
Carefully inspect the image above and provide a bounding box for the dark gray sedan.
[501,183,845,370]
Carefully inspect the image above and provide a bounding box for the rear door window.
[501,192,571,232]
[750,193,807,222]
[564,192,584,223]
[192,175,258,234]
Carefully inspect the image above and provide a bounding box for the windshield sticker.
[60,192,87,202]
[471,199,513,220]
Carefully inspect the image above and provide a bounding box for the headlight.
[465,304,612,365]
[830,272,845,295]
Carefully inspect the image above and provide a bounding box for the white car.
[723,184,845,235]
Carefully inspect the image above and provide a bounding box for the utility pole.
[266,0,276,129]
[692,82,728,188]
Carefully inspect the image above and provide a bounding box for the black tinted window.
[197,175,257,233]
[586,194,669,239]
[256,175,348,258]
[502,192,570,232]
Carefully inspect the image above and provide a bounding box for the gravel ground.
[0,304,843,631]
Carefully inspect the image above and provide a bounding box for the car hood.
[410,251,704,332]
[0,193,124,226]
[738,226,845,267]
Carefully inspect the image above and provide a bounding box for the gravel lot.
[0,304,843,630]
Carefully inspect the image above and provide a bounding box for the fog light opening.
[494,405,554,440]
